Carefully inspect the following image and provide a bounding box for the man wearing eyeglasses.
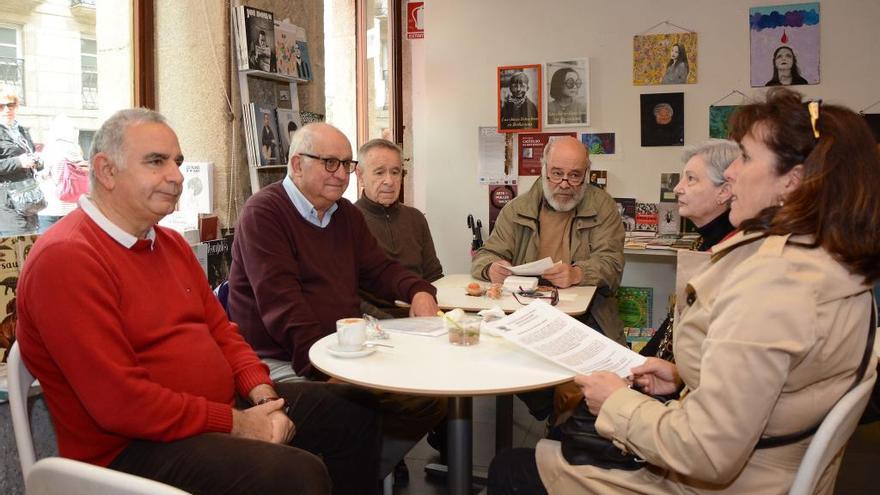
[471,136,625,420]
[228,123,443,481]
[472,136,625,345]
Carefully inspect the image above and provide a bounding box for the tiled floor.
[391,397,880,495]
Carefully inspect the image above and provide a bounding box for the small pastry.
[466,282,483,296]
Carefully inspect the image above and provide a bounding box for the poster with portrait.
[497,64,541,133]
[750,3,820,87]
[709,105,738,139]
[640,93,684,147]
[581,133,615,155]
[518,132,576,176]
[633,33,697,85]
[544,59,590,128]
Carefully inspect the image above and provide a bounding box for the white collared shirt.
[78,196,156,249]
[282,175,338,228]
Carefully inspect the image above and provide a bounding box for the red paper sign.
[518,132,576,176]
[407,2,424,39]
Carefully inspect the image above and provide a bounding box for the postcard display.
[232,5,312,192]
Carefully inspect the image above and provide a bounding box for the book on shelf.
[614,197,636,232]
[660,173,679,202]
[206,232,234,289]
[235,5,276,73]
[249,103,284,166]
[589,169,607,189]
[657,202,680,236]
[626,327,656,354]
[294,25,313,81]
[274,20,299,77]
[634,202,658,232]
[178,162,214,215]
[191,242,208,277]
[276,108,302,164]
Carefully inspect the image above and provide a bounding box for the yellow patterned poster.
[633,33,698,85]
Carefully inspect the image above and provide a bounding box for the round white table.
[309,331,574,494]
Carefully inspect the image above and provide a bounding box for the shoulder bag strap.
[756,293,876,449]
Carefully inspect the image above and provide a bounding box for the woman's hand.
[575,372,628,415]
[630,358,681,396]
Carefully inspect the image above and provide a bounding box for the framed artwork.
[640,93,684,147]
[543,59,590,128]
[497,64,541,133]
[709,105,738,139]
[750,3,820,87]
[633,33,698,85]
[581,133,615,154]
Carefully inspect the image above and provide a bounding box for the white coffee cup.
[336,317,367,351]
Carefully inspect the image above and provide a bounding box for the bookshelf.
[231,5,312,193]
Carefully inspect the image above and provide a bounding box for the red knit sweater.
[228,183,436,377]
[16,209,272,466]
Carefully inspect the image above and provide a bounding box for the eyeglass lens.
[563,80,582,89]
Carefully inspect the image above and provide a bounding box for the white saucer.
[327,343,376,358]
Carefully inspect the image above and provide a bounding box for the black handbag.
[7,175,47,215]
[557,399,648,469]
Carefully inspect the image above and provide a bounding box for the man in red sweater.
[16,109,381,494]
[228,122,445,483]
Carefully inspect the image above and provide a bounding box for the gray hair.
[358,138,402,162]
[90,108,168,188]
[681,138,740,186]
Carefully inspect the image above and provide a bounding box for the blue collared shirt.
[282,175,338,228]
[79,195,157,249]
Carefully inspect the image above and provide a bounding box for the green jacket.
[470,180,626,344]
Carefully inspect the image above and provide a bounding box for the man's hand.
[231,399,294,444]
[487,260,513,283]
[575,372,628,415]
[542,262,582,289]
[409,291,439,317]
[631,358,681,396]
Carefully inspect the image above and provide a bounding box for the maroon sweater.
[228,183,436,377]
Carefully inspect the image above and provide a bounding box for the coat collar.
[514,179,599,227]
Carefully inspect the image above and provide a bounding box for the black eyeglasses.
[545,170,585,186]
[563,79,582,89]
[299,152,358,174]
[0,102,18,110]
[512,286,559,306]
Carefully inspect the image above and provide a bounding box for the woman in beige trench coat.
[488,88,880,495]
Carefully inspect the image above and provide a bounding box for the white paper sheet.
[379,317,447,337]
[509,257,554,276]
[484,299,646,377]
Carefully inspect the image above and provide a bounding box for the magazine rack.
[231,5,310,193]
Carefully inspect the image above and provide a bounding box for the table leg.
[495,394,513,452]
[447,396,473,495]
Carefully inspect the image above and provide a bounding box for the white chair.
[7,342,187,494]
[26,457,189,495]
[788,374,877,495]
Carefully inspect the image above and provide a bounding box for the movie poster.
[498,64,542,133]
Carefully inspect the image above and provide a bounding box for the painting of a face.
[655,104,673,125]
[510,78,528,99]
[670,44,680,61]
[774,47,794,70]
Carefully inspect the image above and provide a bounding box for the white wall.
[412,0,880,274]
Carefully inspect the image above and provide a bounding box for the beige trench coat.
[537,232,876,494]
[471,180,626,344]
